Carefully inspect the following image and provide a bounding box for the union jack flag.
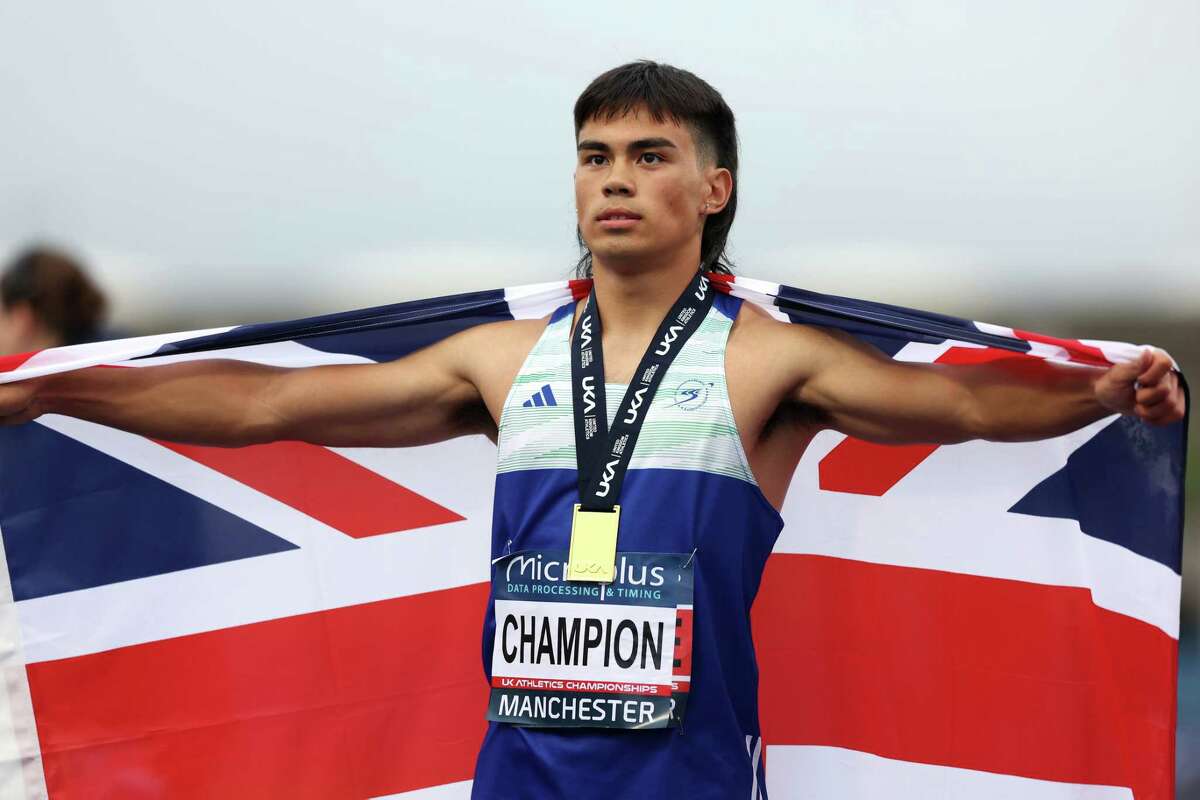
[0,275,1186,799]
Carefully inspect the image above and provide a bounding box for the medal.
[567,271,714,581]
[566,504,621,582]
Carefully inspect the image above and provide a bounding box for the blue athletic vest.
[473,291,783,798]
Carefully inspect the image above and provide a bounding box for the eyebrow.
[576,137,679,153]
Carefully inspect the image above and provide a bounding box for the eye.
[583,154,608,167]
[639,152,664,165]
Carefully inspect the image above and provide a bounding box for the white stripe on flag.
[1079,338,1165,369]
[764,745,1133,799]
[0,524,49,799]
[125,340,373,369]
[371,780,473,799]
[503,282,575,321]
[0,326,234,384]
[722,277,790,323]
[749,735,763,799]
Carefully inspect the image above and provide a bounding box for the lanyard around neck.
[570,272,715,512]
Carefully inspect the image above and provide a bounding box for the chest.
[497,320,752,484]
[592,336,655,386]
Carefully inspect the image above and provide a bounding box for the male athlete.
[0,62,1185,798]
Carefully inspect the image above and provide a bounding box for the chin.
[590,248,657,271]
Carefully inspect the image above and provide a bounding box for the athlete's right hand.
[0,380,42,427]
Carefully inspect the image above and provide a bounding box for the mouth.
[596,208,642,230]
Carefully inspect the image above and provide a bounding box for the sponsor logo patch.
[669,380,711,411]
[521,384,558,408]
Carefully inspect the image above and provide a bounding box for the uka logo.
[655,324,684,356]
[595,457,621,497]
[579,313,593,349]
[580,376,596,415]
[622,386,649,425]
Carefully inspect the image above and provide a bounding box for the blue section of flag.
[0,423,297,601]
[1008,415,1185,574]
[772,284,1027,356]
[150,289,512,363]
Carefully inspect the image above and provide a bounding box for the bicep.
[267,331,487,447]
[790,328,979,445]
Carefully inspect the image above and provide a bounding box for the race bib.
[487,551,694,729]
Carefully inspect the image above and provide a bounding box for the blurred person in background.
[0,245,108,355]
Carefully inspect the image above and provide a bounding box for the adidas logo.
[521,384,558,408]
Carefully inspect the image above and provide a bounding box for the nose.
[602,163,635,197]
[603,180,633,197]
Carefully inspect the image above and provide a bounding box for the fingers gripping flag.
[0,276,1187,799]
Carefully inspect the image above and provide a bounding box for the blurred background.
[1,0,1196,793]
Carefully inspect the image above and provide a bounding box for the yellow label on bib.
[566,504,620,582]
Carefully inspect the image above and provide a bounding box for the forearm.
[964,360,1109,443]
[7,323,506,449]
[787,322,1179,447]
[808,355,1111,446]
[38,360,289,446]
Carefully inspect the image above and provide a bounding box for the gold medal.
[566,504,620,582]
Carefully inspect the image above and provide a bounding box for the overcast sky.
[1,1,1196,328]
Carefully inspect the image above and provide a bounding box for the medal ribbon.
[570,271,715,512]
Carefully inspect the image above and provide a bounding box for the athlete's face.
[574,108,730,271]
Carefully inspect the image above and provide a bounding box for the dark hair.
[573,60,739,277]
[1,246,108,345]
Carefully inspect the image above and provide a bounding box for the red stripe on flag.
[818,347,1046,496]
[754,554,1175,800]
[28,583,491,799]
[705,272,734,293]
[158,440,464,538]
[1014,329,1113,367]
[934,346,1030,366]
[0,350,39,373]
[818,440,939,496]
[568,279,591,301]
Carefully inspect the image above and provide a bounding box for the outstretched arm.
[785,325,1185,445]
[0,322,504,447]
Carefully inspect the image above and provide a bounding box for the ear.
[700,166,733,216]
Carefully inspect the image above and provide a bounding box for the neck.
[588,251,701,338]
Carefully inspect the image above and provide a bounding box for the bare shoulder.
[723,300,820,434]
[728,300,881,373]
[723,298,886,430]
[454,316,548,353]
[728,298,815,345]
[453,316,552,420]
[725,299,824,382]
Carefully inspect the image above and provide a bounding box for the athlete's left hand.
[1095,348,1187,424]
